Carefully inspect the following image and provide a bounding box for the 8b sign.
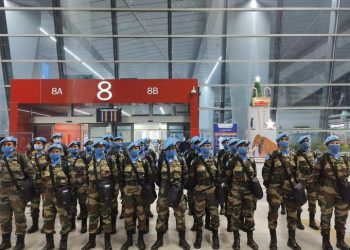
[97,81,112,101]
[147,87,159,95]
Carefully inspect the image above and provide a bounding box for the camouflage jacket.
[295,150,316,184]
[120,157,153,187]
[41,161,75,190]
[68,152,88,182]
[27,151,49,188]
[225,156,256,188]
[87,155,118,185]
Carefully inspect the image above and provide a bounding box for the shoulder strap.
[326,155,342,183]
[93,157,99,181]
[200,156,217,185]
[298,151,314,171]
[2,156,22,191]
[276,154,297,186]
[48,164,57,190]
[130,159,144,185]
[71,155,79,170]
[237,157,253,180]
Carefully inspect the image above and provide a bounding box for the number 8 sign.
[97,81,112,101]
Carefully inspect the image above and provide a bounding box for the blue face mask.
[49,153,61,165]
[85,145,92,152]
[223,143,229,151]
[69,148,79,155]
[328,144,340,157]
[34,144,43,151]
[1,146,14,157]
[115,142,122,149]
[193,143,199,150]
[104,142,110,151]
[201,147,210,157]
[94,148,104,159]
[278,141,289,150]
[300,142,310,152]
[53,138,61,144]
[140,145,145,152]
[166,149,176,160]
[229,144,237,154]
[129,149,140,160]
[237,146,248,156]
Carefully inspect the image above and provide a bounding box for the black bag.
[93,158,114,205]
[200,157,226,204]
[278,155,307,207]
[130,160,156,204]
[238,158,263,200]
[165,160,183,208]
[3,156,36,203]
[327,156,350,203]
[48,165,71,208]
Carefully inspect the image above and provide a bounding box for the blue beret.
[34,137,47,143]
[275,133,288,142]
[298,135,310,144]
[127,142,140,151]
[113,136,124,141]
[199,139,210,147]
[92,140,106,148]
[1,136,17,144]
[164,138,177,150]
[228,137,240,146]
[84,139,93,146]
[51,133,63,139]
[102,134,113,140]
[69,141,81,147]
[236,140,250,147]
[221,137,230,143]
[48,143,62,152]
[324,135,340,145]
[144,138,151,143]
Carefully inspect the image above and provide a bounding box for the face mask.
[94,148,104,159]
[300,142,310,152]
[328,144,340,156]
[53,138,61,144]
[229,145,237,154]
[49,153,61,164]
[69,148,79,155]
[85,145,92,152]
[104,142,110,150]
[1,146,14,157]
[140,145,145,152]
[166,149,176,160]
[115,142,122,149]
[278,141,289,150]
[129,149,140,160]
[201,147,210,156]
[193,144,199,150]
[223,144,229,151]
[34,144,43,151]
[237,147,248,156]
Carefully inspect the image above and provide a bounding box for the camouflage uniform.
[314,153,350,247]
[40,161,75,235]
[184,148,197,217]
[86,156,118,234]
[0,153,32,235]
[44,142,69,160]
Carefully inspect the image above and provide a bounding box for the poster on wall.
[213,123,238,155]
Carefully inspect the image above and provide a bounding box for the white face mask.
[53,138,61,144]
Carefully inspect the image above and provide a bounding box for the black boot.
[81,218,87,234]
[121,232,133,250]
[336,231,350,250]
[13,235,25,250]
[212,230,220,249]
[178,231,190,250]
[281,202,286,215]
[220,204,225,215]
[137,232,146,250]
[0,233,11,250]
[309,212,319,230]
[322,231,333,250]
[247,230,258,250]
[205,208,212,231]
[296,210,304,230]
[81,234,96,250]
[111,214,117,234]
[59,234,68,250]
[151,232,163,250]
[194,230,202,249]
[287,229,301,250]
[144,218,150,234]
[70,217,76,232]
[27,214,39,234]
[78,206,88,221]
[232,231,240,250]
[41,234,54,250]
[104,233,112,250]
[227,217,233,232]
[97,216,103,235]
[269,229,277,250]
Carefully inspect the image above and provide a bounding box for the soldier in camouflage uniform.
[67,141,88,234]
[314,135,350,250]
[262,133,301,250]
[44,133,69,160]
[82,139,94,164]
[81,140,118,250]
[120,142,153,250]
[0,136,33,250]
[40,143,75,250]
[221,137,240,232]
[151,138,190,250]
[217,137,230,216]
[189,139,220,249]
[226,140,258,250]
[295,135,319,230]
[26,137,49,234]
[102,134,114,154]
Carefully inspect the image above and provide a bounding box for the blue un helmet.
[68,141,81,156]
[1,136,17,156]
[236,140,250,158]
[33,137,47,151]
[298,135,311,152]
[164,138,177,161]
[128,142,140,161]
[228,137,240,154]
[323,135,340,145]
[199,138,211,158]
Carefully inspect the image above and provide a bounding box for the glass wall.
[1,0,350,143]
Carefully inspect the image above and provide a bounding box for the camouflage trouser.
[0,189,27,235]
[193,187,219,231]
[155,195,187,233]
[187,190,195,215]
[301,181,317,214]
[267,185,297,230]
[111,184,119,216]
[30,189,41,216]
[87,185,111,234]
[42,189,70,235]
[318,185,349,233]
[229,186,256,231]
[123,185,147,233]
[71,181,88,219]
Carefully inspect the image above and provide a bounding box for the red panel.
[11,79,41,103]
[54,124,81,146]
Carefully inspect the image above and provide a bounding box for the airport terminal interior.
[0,0,350,249]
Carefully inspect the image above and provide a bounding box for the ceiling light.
[74,108,91,115]
[205,56,222,84]
[160,106,165,115]
[122,111,131,117]
[18,109,50,117]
